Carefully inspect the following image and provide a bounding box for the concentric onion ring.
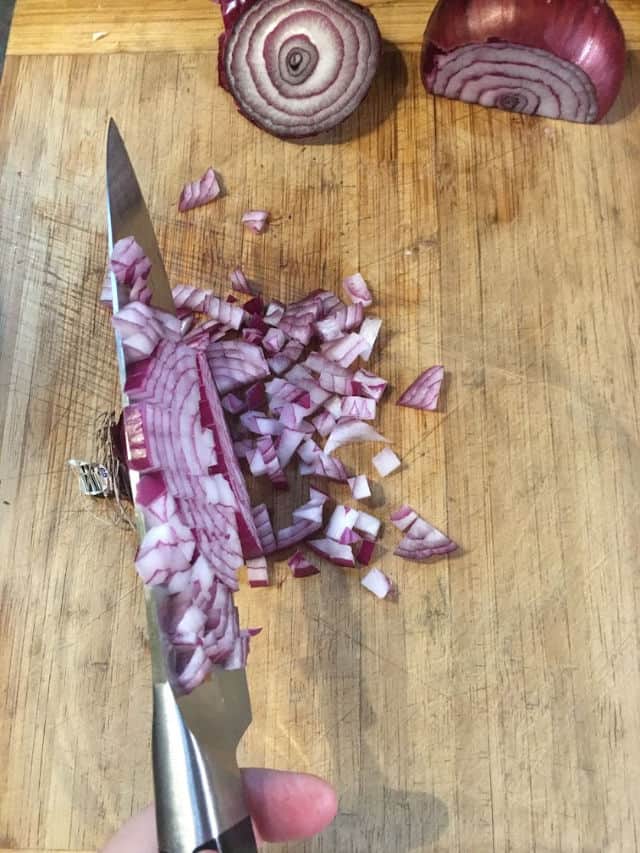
[221,0,381,138]
[421,0,626,124]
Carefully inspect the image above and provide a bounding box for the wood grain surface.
[1,2,639,852]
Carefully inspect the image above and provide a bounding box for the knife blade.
[106,118,176,317]
[105,119,258,853]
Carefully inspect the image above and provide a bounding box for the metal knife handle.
[152,675,257,853]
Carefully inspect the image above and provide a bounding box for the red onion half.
[421,0,626,123]
[219,0,382,139]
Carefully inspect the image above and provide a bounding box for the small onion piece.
[220,0,382,139]
[348,474,371,500]
[397,365,444,411]
[247,556,270,587]
[324,418,387,456]
[307,537,355,567]
[241,210,269,234]
[178,167,221,213]
[343,273,372,307]
[421,0,626,124]
[230,267,259,296]
[372,447,401,477]
[361,567,396,600]
[288,550,321,577]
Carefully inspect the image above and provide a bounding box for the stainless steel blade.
[105,120,257,852]
[106,118,176,317]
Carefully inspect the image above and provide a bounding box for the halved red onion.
[307,537,355,567]
[372,447,401,477]
[343,273,372,307]
[397,365,444,411]
[348,475,370,500]
[241,210,269,233]
[178,167,221,213]
[361,567,395,600]
[288,550,321,577]
[219,0,381,139]
[324,418,387,455]
[421,0,626,124]
[393,512,457,561]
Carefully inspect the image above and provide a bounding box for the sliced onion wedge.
[288,550,321,577]
[394,514,457,561]
[397,365,444,411]
[178,167,221,212]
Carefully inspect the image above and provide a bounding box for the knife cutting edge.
[106,118,258,853]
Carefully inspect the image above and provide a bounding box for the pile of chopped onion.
[104,220,459,692]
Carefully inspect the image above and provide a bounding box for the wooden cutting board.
[1,3,639,852]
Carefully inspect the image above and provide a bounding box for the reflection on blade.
[106,118,175,316]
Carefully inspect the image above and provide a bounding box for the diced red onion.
[353,368,387,401]
[315,303,364,341]
[324,418,387,455]
[358,316,382,360]
[268,355,293,376]
[307,537,355,568]
[222,392,247,415]
[389,504,418,532]
[355,538,375,565]
[325,504,359,542]
[343,272,372,307]
[264,300,285,326]
[207,339,270,394]
[276,427,305,468]
[312,410,336,437]
[348,475,371,500]
[178,167,221,213]
[276,517,323,549]
[219,0,381,139]
[340,396,376,421]
[230,267,259,296]
[240,410,283,436]
[397,365,444,411]
[252,503,277,554]
[262,327,287,354]
[246,381,266,409]
[321,332,369,368]
[372,447,401,477]
[339,527,361,545]
[421,0,625,123]
[241,210,269,233]
[354,510,381,540]
[393,512,457,561]
[111,236,151,286]
[242,328,264,346]
[324,395,343,419]
[243,296,266,316]
[361,567,395,600]
[247,556,270,587]
[288,551,320,578]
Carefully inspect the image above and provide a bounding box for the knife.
[106,118,258,853]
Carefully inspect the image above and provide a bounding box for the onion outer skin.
[421,0,626,123]
[218,0,382,139]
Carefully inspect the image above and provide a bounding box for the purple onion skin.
[421,0,626,123]
[217,0,382,140]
